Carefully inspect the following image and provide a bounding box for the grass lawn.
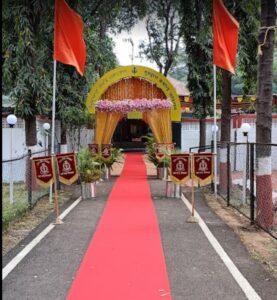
[2,182,48,231]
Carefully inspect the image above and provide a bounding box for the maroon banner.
[165,143,175,154]
[56,152,78,185]
[32,156,54,188]
[101,144,112,160]
[170,154,190,184]
[88,143,99,156]
[155,143,174,160]
[192,153,213,184]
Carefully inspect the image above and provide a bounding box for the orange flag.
[54,0,86,76]
[213,0,239,75]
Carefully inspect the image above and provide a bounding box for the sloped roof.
[167,76,190,96]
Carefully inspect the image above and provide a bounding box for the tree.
[256,0,276,229]
[181,0,213,147]
[2,0,53,146]
[219,0,259,194]
[235,1,260,95]
[79,0,146,76]
[168,45,188,83]
[139,0,182,76]
[2,0,145,146]
[273,50,277,94]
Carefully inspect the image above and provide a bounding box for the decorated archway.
[86,65,181,145]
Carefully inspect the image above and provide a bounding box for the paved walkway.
[68,154,171,299]
[2,156,277,299]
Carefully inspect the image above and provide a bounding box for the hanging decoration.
[32,156,54,188]
[95,99,172,114]
[88,143,99,156]
[56,152,78,185]
[170,154,190,184]
[101,144,112,161]
[155,143,174,160]
[192,153,214,185]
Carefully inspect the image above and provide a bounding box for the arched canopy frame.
[86,65,181,121]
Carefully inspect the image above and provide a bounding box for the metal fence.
[2,145,61,212]
[190,142,277,239]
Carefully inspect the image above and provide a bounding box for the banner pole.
[191,176,195,216]
[49,60,57,203]
[213,64,218,198]
[51,60,62,224]
[52,154,62,225]
[187,154,198,223]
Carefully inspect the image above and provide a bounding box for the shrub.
[143,134,170,168]
[94,147,123,169]
[77,148,101,182]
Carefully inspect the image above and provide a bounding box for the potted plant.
[94,147,123,180]
[143,134,171,179]
[77,149,101,199]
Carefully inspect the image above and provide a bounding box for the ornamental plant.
[77,149,102,183]
[143,134,170,168]
[94,147,123,169]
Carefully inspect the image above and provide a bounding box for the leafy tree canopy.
[139,0,182,76]
[2,0,145,145]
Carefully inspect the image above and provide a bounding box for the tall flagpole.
[213,64,217,197]
[51,60,57,157]
[50,59,62,224]
[49,60,57,203]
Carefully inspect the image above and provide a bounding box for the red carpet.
[67,153,171,299]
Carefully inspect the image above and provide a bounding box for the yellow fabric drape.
[159,109,172,142]
[95,111,122,145]
[143,111,162,143]
[102,112,122,144]
[143,109,172,143]
[95,112,108,144]
[95,107,171,145]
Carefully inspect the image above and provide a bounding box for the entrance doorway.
[113,119,150,151]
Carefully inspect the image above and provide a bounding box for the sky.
[111,20,158,71]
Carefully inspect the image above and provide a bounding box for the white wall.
[181,117,277,171]
[2,117,61,161]
[231,118,277,144]
[230,118,277,171]
[181,121,220,152]
[66,128,94,152]
[2,117,61,182]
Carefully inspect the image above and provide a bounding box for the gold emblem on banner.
[170,154,190,184]
[56,153,78,185]
[32,156,54,188]
[192,153,214,186]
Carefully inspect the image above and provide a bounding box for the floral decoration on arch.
[95,98,172,114]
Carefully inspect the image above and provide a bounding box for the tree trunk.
[60,121,67,153]
[61,121,67,145]
[25,115,37,146]
[199,118,206,148]
[98,19,106,77]
[220,69,232,195]
[199,96,207,148]
[78,127,81,151]
[256,0,275,229]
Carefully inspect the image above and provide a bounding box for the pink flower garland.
[95,99,172,113]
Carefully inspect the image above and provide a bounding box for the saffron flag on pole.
[213,0,239,75]
[54,0,86,76]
